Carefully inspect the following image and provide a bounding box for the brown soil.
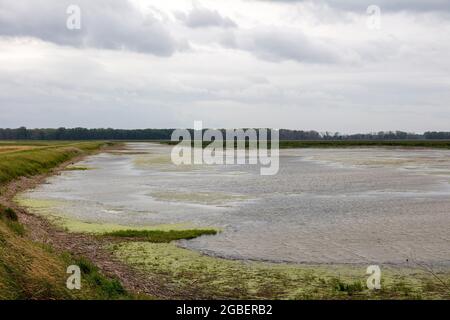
[0,147,194,299]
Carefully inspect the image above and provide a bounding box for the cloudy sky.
[0,0,449,132]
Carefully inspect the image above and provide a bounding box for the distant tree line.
[0,127,174,140]
[0,127,449,140]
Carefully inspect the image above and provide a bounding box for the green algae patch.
[150,191,248,205]
[134,154,173,167]
[111,242,450,300]
[15,197,68,223]
[63,220,200,234]
[64,166,93,171]
[15,196,198,234]
[103,229,217,242]
[133,154,198,172]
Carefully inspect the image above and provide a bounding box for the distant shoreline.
[160,139,450,149]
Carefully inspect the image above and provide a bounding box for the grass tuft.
[331,278,365,295]
[71,256,127,299]
[64,166,92,171]
[0,205,18,221]
[0,206,24,236]
[102,229,218,243]
[5,221,26,236]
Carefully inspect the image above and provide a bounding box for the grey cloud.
[0,0,181,56]
[175,7,237,28]
[1,0,449,131]
[221,28,340,64]
[258,0,450,12]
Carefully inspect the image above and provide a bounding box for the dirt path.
[0,147,193,299]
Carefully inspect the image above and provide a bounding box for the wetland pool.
[19,143,450,266]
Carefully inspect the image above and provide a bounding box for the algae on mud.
[149,190,248,205]
[111,242,450,300]
[15,196,202,234]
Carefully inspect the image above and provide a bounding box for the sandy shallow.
[19,143,450,266]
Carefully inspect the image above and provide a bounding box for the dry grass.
[0,146,38,153]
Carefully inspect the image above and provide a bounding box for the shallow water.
[21,143,450,265]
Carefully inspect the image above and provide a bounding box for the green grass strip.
[102,229,218,243]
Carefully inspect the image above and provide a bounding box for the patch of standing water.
[17,143,450,266]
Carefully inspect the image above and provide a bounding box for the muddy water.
[21,143,450,265]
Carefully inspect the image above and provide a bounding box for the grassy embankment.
[0,141,138,299]
[0,203,130,299]
[0,141,104,185]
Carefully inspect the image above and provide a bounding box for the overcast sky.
[0,0,449,132]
